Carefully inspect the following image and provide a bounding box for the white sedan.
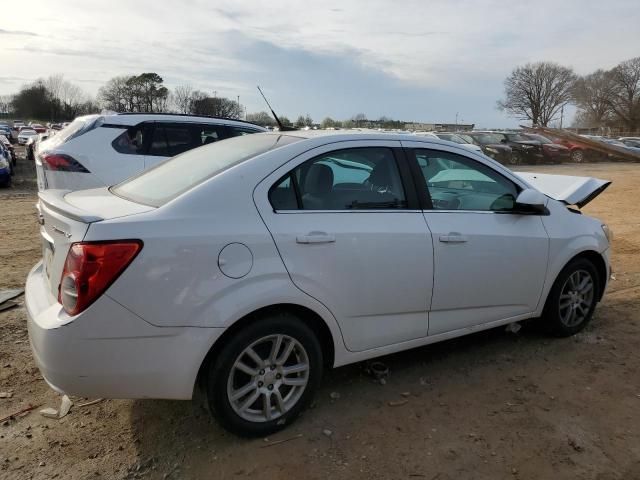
[18,128,38,145]
[26,131,611,436]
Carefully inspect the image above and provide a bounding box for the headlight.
[601,224,613,243]
[0,157,8,169]
[486,147,498,153]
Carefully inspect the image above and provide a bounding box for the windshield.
[469,133,503,145]
[113,133,302,207]
[437,133,469,144]
[45,115,101,149]
[524,134,552,144]
[602,139,626,147]
[505,133,531,142]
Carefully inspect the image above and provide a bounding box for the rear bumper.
[26,262,224,400]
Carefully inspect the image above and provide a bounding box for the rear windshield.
[112,133,301,207]
[45,115,101,149]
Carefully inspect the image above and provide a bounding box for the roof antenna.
[257,86,296,131]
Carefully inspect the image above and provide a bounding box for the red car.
[523,133,570,164]
[30,124,47,134]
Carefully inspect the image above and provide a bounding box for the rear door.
[403,143,549,335]
[254,140,434,352]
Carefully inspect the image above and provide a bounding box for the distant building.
[404,122,475,132]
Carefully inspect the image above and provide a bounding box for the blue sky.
[2,0,640,126]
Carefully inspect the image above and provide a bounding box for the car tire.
[206,312,323,437]
[509,151,521,165]
[542,258,600,337]
[571,149,584,163]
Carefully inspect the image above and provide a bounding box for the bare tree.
[321,117,336,129]
[0,95,13,114]
[353,113,367,127]
[188,91,241,118]
[606,57,640,131]
[498,62,577,126]
[173,85,193,114]
[44,74,64,103]
[572,70,614,126]
[99,76,131,112]
[246,111,276,127]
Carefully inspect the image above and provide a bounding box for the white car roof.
[98,113,266,130]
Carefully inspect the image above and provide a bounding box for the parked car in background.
[0,124,12,141]
[35,113,266,192]
[13,120,25,129]
[0,141,13,187]
[619,137,640,148]
[522,133,570,164]
[27,132,52,161]
[51,123,64,131]
[488,132,544,165]
[596,137,640,157]
[464,132,513,164]
[26,131,612,436]
[30,123,47,134]
[0,135,17,165]
[18,128,38,145]
[432,132,484,154]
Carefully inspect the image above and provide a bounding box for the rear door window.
[112,124,149,155]
[192,124,228,147]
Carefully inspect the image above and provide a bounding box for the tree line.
[0,72,425,128]
[499,56,640,131]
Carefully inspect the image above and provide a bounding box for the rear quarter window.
[112,133,301,207]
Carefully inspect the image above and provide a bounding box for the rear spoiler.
[38,190,104,223]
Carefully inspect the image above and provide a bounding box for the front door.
[255,141,434,352]
[405,145,549,336]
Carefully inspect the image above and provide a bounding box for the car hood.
[515,172,611,208]
[483,144,511,150]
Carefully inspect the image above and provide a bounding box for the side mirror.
[500,138,507,144]
[514,188,547,214]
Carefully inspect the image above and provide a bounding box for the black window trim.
[268,145,420,212]
[406,147,525,214]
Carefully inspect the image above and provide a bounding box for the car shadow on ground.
[127,322,552,477]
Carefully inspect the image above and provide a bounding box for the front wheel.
[206,313,323,437]
[509,151,521,165]
[542,258,600,337]
[571,149,584,163]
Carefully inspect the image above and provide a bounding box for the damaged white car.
[26,131,612,436]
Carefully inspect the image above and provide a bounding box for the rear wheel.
[509,151,522,165]
[206,313,323,437]
[571,149,584,163]
[542,258,599,337]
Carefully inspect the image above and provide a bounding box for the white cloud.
[2,0,639,125]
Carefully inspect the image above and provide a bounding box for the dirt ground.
[1,156,639,480]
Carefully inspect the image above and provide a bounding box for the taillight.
[58,241,142,316]
[40,153,89,172]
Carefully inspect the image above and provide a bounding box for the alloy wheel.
[226,334,310,423]
[571,149,584,163]
[558,269,594,328]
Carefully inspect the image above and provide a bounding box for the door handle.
[296,232,336,244]
[439,233,468,243]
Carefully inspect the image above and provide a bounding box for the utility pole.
[455,112,459,131]
[560,105,564,129]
